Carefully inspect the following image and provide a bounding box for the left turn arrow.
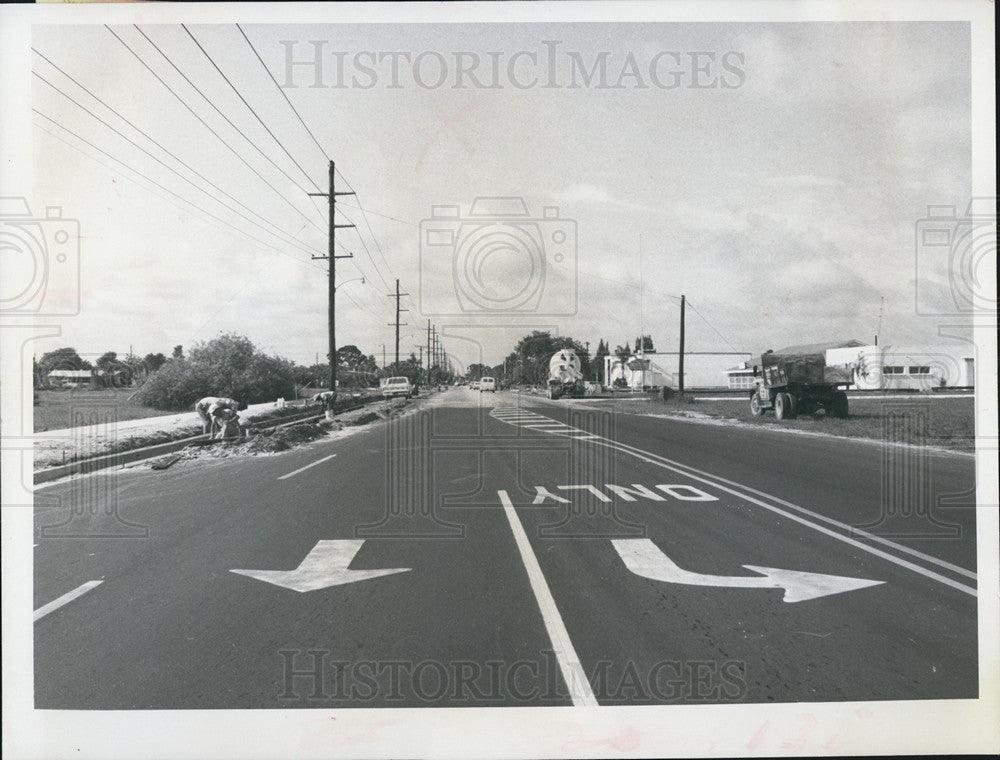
[231,539,410,592]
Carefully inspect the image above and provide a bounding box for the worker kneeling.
[195,396,244,439]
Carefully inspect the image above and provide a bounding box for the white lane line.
[588,437,977,597]
[34,580,103,622]
[498,489,598,707]
[609,438,979,582]
[492,409,977,595]
[277,454,337,481]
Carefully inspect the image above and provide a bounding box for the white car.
[479,377,496,392]
[382,376,414,399]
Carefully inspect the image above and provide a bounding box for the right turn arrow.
[612,538,885,603]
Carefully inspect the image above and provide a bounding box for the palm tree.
[613,343,632,388]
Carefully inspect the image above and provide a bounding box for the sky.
[17,17,978,374]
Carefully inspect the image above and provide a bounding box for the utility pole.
[309,161,355,396]
[678,294,686,396]
[387,278,409,369]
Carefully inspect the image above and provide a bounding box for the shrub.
[135,334,296,411]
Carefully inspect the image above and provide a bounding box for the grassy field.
[583,394,978,452]
[33,388,173,432]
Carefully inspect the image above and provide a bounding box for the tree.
[613,342,633,386]
[37,347,91,373]
[135,333,296,410]
[594,339,610,384]
[500,331,590,386]
[96,351,118,371]
[172,345,184,360]
[633,334,655,353]
[143,353,167,373]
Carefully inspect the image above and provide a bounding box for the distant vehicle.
[382,376,414,399]
[749,350,852,420]
[479,377,496,392]
[546,349,585,399]
[470,381,479,390]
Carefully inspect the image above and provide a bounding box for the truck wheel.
[750,392,763,416]
[775,392,796,420]
[830,391,849,418]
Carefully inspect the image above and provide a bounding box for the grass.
[33,388,171,432]
[589,394,978,452]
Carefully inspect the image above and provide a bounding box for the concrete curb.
[33,397,382,485]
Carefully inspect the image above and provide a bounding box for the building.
[46,369,104,388]
[605,351,752,390]
[723,339,975,391]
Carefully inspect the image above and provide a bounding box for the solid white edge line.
[589,438,977,597]
[495,409,977,595]
[277,453,337,481]
[611,438,979,581]
[498,489,599,707]
[34,580,103,622]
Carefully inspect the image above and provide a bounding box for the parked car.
[382,376,414,399]
[479,377,496,392]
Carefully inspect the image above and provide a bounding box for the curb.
[33,397,382,485]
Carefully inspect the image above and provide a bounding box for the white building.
[605,351,751,390]
[723,340,975,391]
[826,343,974,390]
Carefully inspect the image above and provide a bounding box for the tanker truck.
[546,349,585,399]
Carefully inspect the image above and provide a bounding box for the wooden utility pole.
[309,161,354,396]
[387,278,409,369]
[678,294,686,395]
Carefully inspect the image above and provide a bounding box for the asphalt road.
[33,387,979,708]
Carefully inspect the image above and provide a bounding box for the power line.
[181,24,322,194]
[685,299,744,354]
[107,25,327,234]
[33,71,325,262]
[32,111,325,274]
[236,23,330,163]
[32,52,323,261]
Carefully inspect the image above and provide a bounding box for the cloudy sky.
[14,13,979,373]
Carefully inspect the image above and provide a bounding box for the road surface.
[33,387,978,708]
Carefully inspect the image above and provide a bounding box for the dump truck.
[546,349,585,399]
[748,349,852,420]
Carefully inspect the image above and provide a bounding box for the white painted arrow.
[612,539,884,603]
[231,540,410,592]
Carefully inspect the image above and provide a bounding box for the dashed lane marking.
[34,580,103,622]
[277,454,338,481]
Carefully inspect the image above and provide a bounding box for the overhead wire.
[107,25,327,235]
[236,23,330,163]
[232,33,411,323]
[32,51,323,261]
[181,23,323,194]
[32,111,325,274]
[32,71,326,263]
[685,299,745,354]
